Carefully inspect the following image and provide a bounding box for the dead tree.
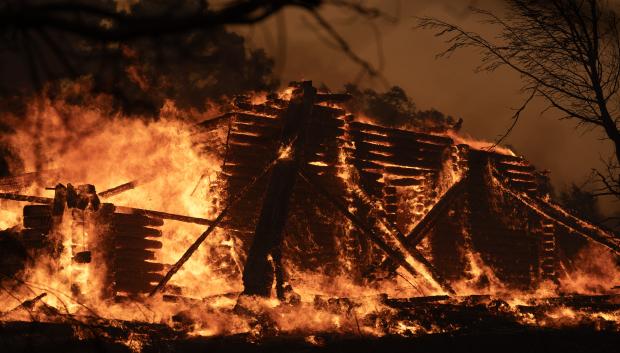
[419,0,620,200]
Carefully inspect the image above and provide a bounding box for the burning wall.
[0,81,619,344]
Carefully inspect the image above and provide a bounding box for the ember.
[0,80,618,352]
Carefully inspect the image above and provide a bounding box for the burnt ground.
[0,322,619,353]
[1,294,619,353]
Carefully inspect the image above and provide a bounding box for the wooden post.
[241,81,316,297]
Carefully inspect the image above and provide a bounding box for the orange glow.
[0,85,619,351]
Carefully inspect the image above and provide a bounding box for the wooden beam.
[297,169,423,282]
[0,192,215,226]
[346,183,456,295]
[241,81,317,298]
[149,157,277,296]
[405,176,469,248]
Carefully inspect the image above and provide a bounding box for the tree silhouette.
[344,84,457,131]
[0,0,387,176]
[419,0,620,198]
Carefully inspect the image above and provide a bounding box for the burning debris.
[0,81,619,352]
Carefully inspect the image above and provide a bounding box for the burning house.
[0,81,619,351]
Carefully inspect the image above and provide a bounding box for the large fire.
[0,81,619,351]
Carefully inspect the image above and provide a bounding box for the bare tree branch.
[419,0,620,200]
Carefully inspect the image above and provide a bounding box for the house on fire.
[1,81,619,299]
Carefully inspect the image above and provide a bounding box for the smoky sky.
[238,0,620,213]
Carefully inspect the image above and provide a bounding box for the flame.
[0,84,619,351]
[443,130,516,156]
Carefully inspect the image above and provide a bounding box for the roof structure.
[196,81,620,295]
[1,81,618,299]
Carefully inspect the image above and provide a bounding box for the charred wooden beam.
[98,180,139,198]
[0,192,53,204]
[231,112,282,127]
[496,179,620,256]
[149,155,277,297]
[0,192,215,226]
[0,170,59,192]
[315,92,352,103]
[242,81,317,298]
[405,176,470,248]
[195,112,234,131]
[112,213,164,228]
[299,170,417,273]
[345,182,455,295]
[349,121,453,146]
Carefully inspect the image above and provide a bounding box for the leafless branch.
[419,0,620,200]
[487,85,538,150]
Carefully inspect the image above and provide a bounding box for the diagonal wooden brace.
[299,169,455,295]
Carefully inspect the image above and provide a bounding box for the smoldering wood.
[405,176,469,248]
[1,293,47,318]
[497,181,620,256]
[242,81,317,297]
[345,182,455,294]
[113,236,163,250]
[0,192,53,204]
[213,83,616,294]
[113,227,163,238]
[112,213,165,227]
[349,121,453,146]
[0,192,215,226]
[298,169,424,282]
[0,170,59,192]
[2,83,620,320]
[113,207,213,226]
[98,180,139,198]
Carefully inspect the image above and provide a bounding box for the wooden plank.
[114,237,163,250]
[348,158,384,171]
[499,170,536,181]
[246,103,284,116]
[388,177,424,187]
[312,104,346,118]
[113,213,164,227]
[384,165,432,177]
[495,161,536,174]
[23,215,52,230]
[113,259,165,272]
[490,153,526,164]
[349,121,453,145]
[232,122,281,137]
[351,149,443,170]
[23,205,52,217]
[405,176,469,247]
[242,81,317,298]
[508,179,538,191]
[229,132,277,146]
[113,249,156,261]
[113,227,162,239]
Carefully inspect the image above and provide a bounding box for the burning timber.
[0,81,619,352]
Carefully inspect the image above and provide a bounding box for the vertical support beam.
[241,81,316,297]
